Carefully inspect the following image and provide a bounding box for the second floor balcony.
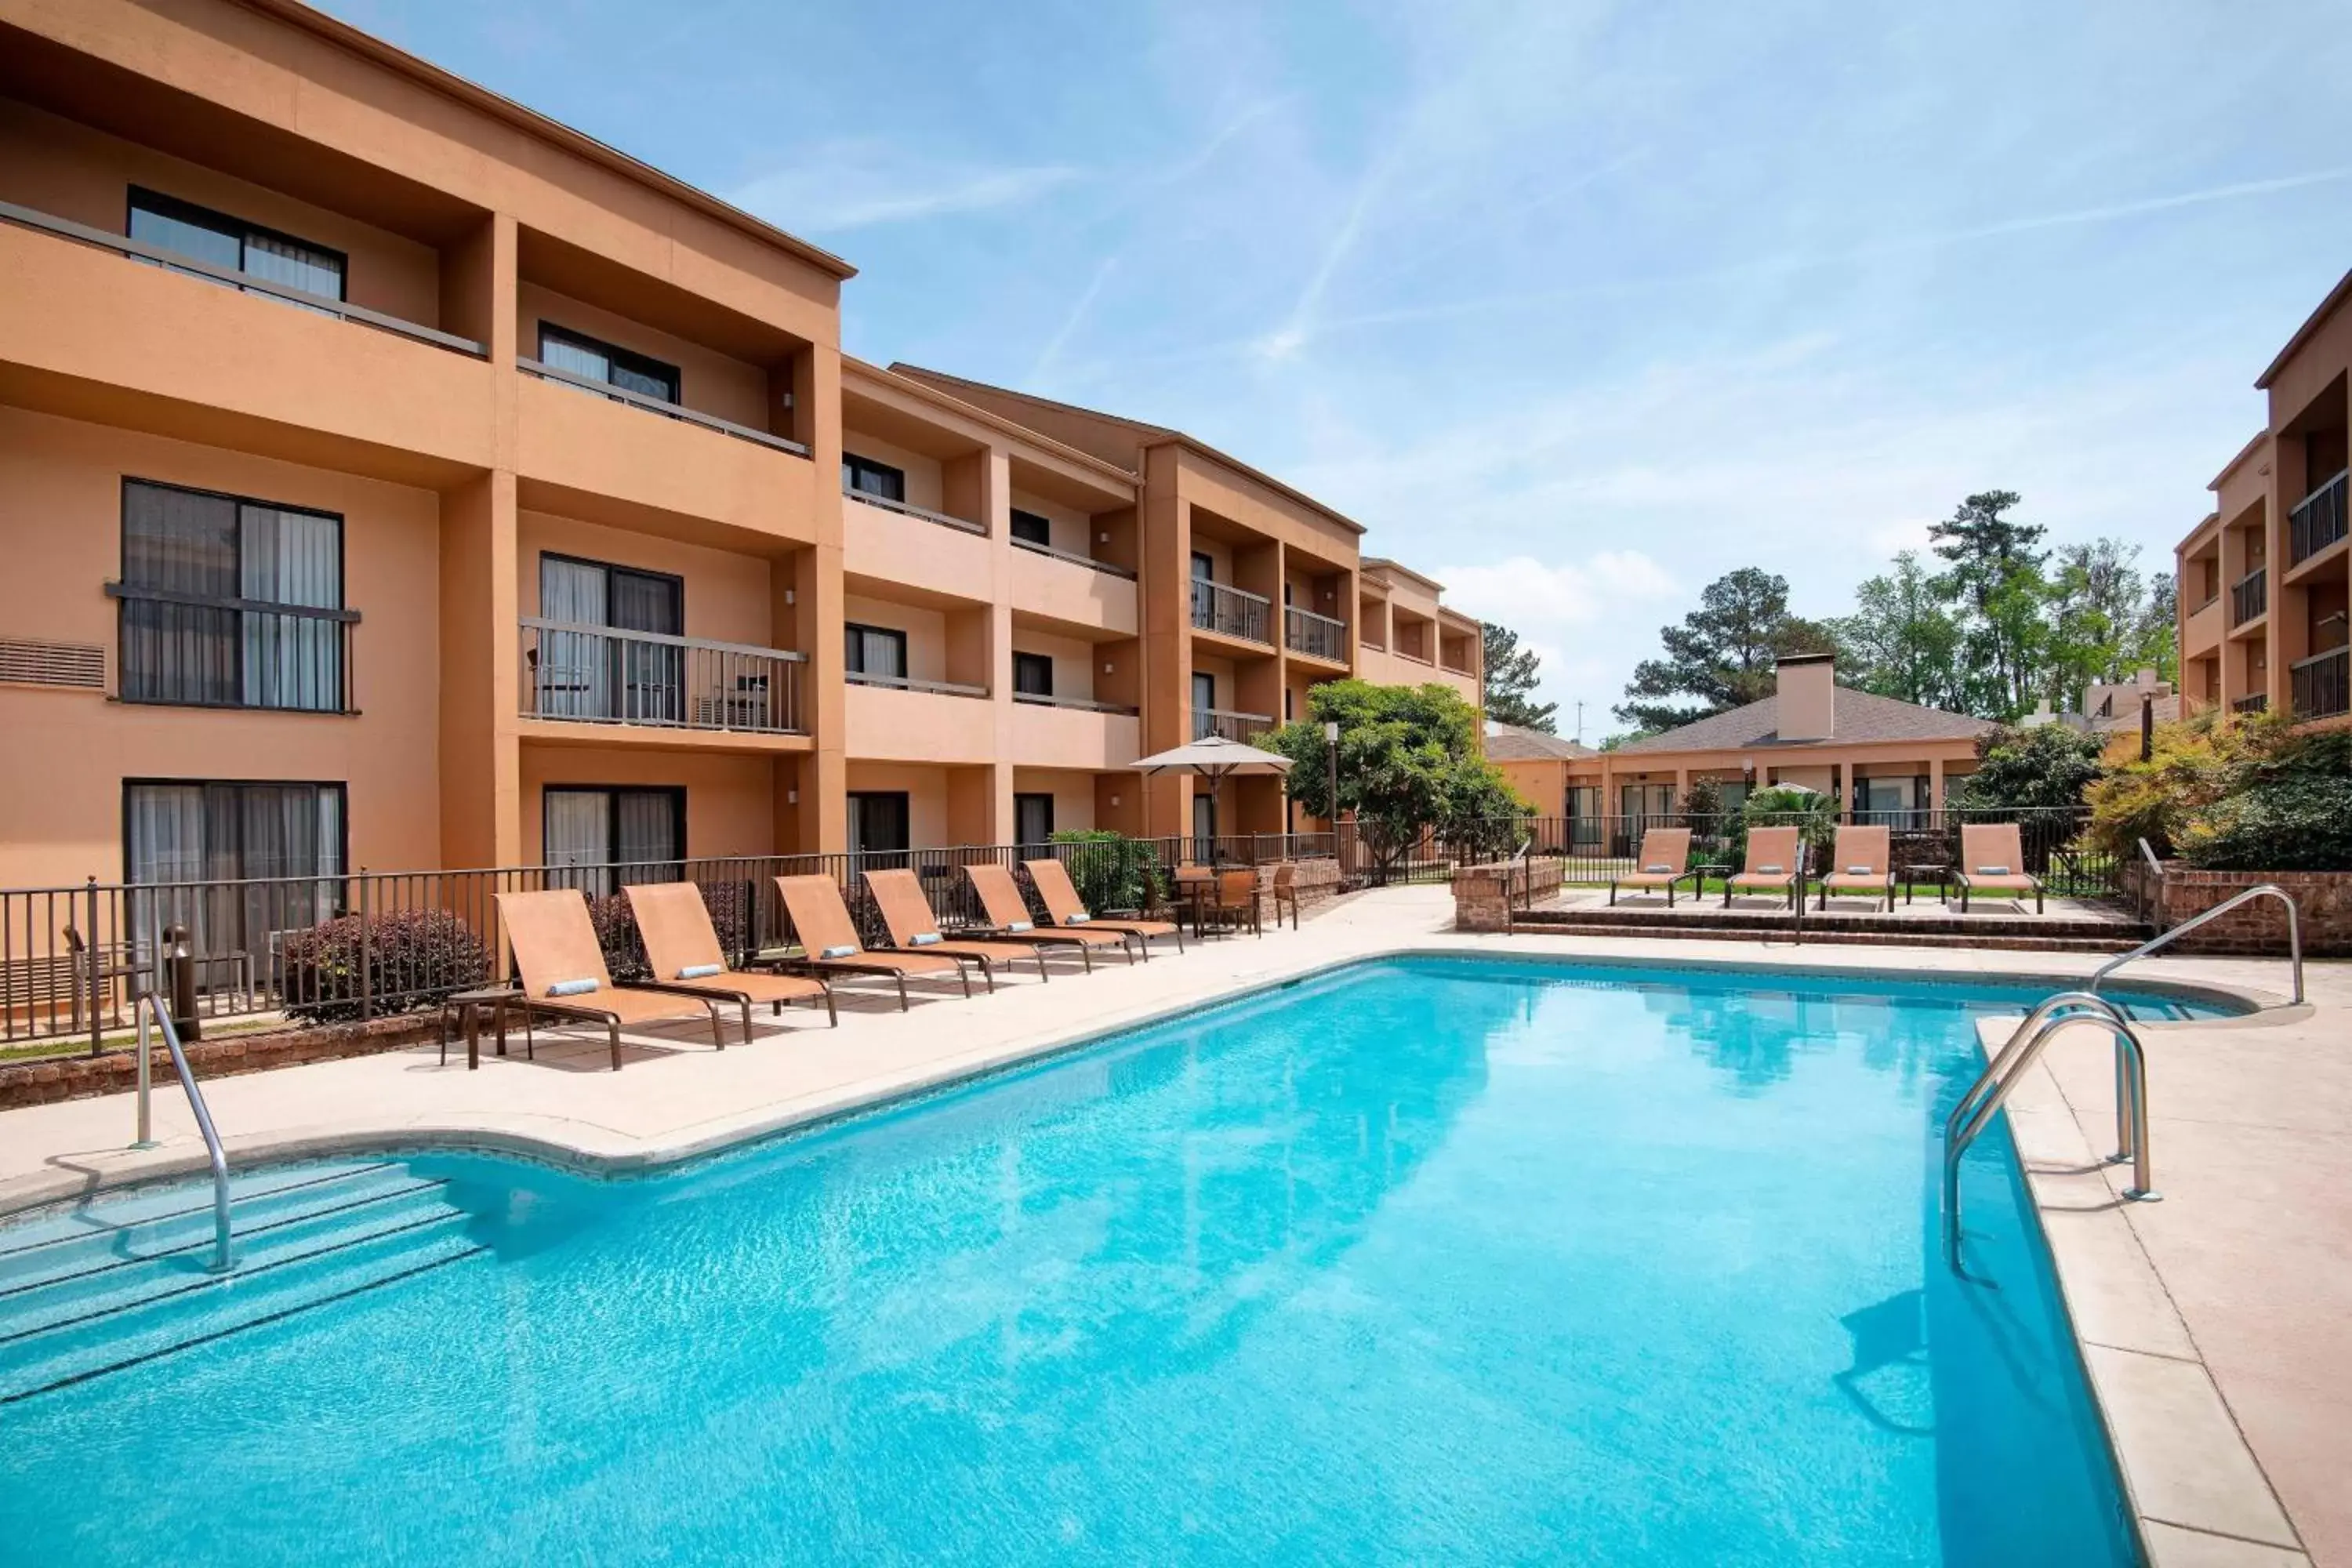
[2292,644,2350,720]
[2290,469,2349,566]
[520,620,806,735]
[1194,706,1275,743]
[2231,692,2269,715]
[2231,566,2267,627]
[1284,605,1347,662]
[1191,579,1271,644]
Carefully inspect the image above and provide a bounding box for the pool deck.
[0,884,2341,1566]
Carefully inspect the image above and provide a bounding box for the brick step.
[1504,915,2140,954]
[1523,906,2140,941]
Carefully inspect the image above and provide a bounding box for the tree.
[1481,622,1557,732]
[1270,679,1526,880]
[2044,539,2151,710]
[1929,491,2049,719]
[1615,568,1836,732]
[1951,724,2106,812]
[1830,551,1965,710]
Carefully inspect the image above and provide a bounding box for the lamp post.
[1324,720,1342,873]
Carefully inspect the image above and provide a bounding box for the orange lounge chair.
[772,875,970,1009]
[1610,828,1696,906]
[1814,826,1895,912]
[494,888,728,1071]
[1955,823,2044,913]
[964,863,1130,968]
[1022,858,1183,956]
[624,881,835,1033]
[863,868,1050,987]
[1725,826,1804,908]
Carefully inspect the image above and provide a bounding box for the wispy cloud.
[731,143,1078,232]
[1030,257,1118,381]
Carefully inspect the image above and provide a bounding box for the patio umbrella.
[1130,734,1294,861]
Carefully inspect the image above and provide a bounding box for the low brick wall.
[0,1011,438,1111]
[1454,858,1566,932]
[2124,863,2352,957]
[1287,858,1344,906]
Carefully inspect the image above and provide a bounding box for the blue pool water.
[1,958,2223,1566]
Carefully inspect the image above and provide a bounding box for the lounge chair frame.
[863,868,1054,987]
[624,881,837,1036]
[495,888,728,1071]
[964,864,1131,967]
[1610,829,1700,907]
[1022,858,1184,957]
[771,875,971,1009]
[1954,824,2046,913]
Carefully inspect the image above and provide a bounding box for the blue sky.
[325,0,2352,740]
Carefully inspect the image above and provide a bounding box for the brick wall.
[0,1012,440,1110]
[1454,858,1566,932]
[2124,864,2352,957]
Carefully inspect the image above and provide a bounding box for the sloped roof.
[1611,688,1994,756]
[1484,722,1596,762]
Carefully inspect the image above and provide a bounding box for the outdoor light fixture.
[786,789,798,804]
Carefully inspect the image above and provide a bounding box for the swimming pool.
[2,956,2223,1565]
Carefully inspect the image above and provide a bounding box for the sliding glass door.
[536,555,684,724]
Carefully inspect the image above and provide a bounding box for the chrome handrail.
[2137,837,2165,930]
[132,992,234,1274]
[2091,883,2301,1006]
[1944,990,2153,1276]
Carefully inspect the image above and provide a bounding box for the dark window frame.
[120,776,351,885]
[1010,508,1053,546]
[1191,551,1214,582]
[541,785,688,867]
[844,622,910,680]
[537,322,683,405]
[848,791,913,859]
[1014,792,1055,848]
[126,186,349,302]
[843,452,908,504]
[1012,651,1055,698]
[536,550,685,630]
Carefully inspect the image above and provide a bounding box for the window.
[117,479,347,712]
[844,623,909,683]
[1283,688,1294,720]
[1013,652,1054,699]
[1192,671,1215,711]
[544,786,684,895]
[1191,552,1214,582]
[128,187,345,303]
[1566,786,1601,848]
[1010,509,1053,547]
[125,780,346,969]
[1014,793,1055,848]
[532,555,684,724]
[848,792,910,863]
[539,324,681,405]
[842,453,906,504]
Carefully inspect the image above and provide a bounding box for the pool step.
[0,1163,481,1404]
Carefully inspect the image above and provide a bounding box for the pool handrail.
[1944,990,2152,1276]
[2090,881,2302,1007]
[132,989,234,1273]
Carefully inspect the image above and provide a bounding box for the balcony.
[2232,693,2269,715]
[2290,470,2349,567]
[844,677,994,764]
[1194,706,1275,743]
[1284,605,1348,663]
[1191,580,1271,644]
[521,357,808,458]
[1007,539,1138,634]
[841,485,985,536]
[1010,694,1143,769]
[2231,567,2267,627]
[519,620,806,735]
[107,584,357,713]
[2292,646,2349,720]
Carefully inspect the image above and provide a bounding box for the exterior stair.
[1511,903,2148,954]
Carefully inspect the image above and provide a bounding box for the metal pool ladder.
[131,990,234,1273]
[2090,880,2303,1007]
[1942,991,2153,1277]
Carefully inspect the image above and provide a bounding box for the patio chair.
[863,867,1050,987]
[1201,869,1262,938]
[1022,858,1183,957]
[623,881,835,1035]
[1725,827,1805,908]
[771,875,971,1009]
[964,863,1130,968]
[493,888,728,1072]
[1269,862,1302,931]
[1954,824,2045,913]
[1610,828,1697,906]
[1814,826,1895,912]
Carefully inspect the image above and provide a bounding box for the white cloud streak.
[731,145,1077,232]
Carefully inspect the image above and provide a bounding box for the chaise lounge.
[863,867,1051,988]
[1610,828,1697,906]
[1724,826,1804,909]
[1023,857,1184,956]
[964,863,1131,967]
[1813,826,1896,912]
[624,881,836,1033]
[494,887,730,1071]
[772,875,971,1009]
[1953,823,2045,913]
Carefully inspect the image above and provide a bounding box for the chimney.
[1776,653,1835,740]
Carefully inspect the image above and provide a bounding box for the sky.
[324,0,2352,742]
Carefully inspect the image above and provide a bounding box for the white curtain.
[615,791,680,881]
[241,505,342,711]
[241,231,343,311]
[545,789,612,895]
[539,558,610,719]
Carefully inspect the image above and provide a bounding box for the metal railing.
[2231,692,2269,714]
[0,198,486,358]
[1010,535,1138,579]
[1191,579,1271,643]
[132,989,234,1273]
[844,670,989,698]
[1944,991,2152,1276]
[109,583,358,713]
[2289,468,2348,564]
[2291,645,2349,719]
[520,619,807,734]
[2231,565,2267,626]
[843,486,987,535]
[2091,882,2302,1006]
[1284,605,1348,661]
[519,357,811,458]
[1193,706,1276,742]
[1012,691,1140,715]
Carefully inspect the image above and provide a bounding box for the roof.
[887,364,1367,536]
[1483,722,1595,762]
[1610,688,1994,756]
[1362,557,1446,593]
[241,0,855,281]
[840,358,1140,488]
[2257,268,2352,390]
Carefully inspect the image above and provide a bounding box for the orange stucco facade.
[0,0,1479,885]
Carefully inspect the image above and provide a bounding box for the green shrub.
[2088,711,2352,871]
[1955,723,2106,811]
[281,909,492,1025]
[2181,775,2352,871]
[1046,830,1164,914]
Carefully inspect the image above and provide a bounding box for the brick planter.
[0,1012,440,1111]
[2124,863,2352,956]
[1454,858,1566,932]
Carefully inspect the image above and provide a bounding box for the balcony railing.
[2231,566,2267,626]
[2,199,487,358]
[520,619,806,733]
[1284,605,1348,662]
[1190,579,1271,644]
[2291,645,2349,719]
[2231,693,2269,715]
[1012,691,1140,715]
[1010,535,1138,579]
[844,670,989,698]
[842,486,986,536]
[1193,706,1275,743]
[519,358,811,458]
[107,583,357,713]
[2290,469,2349,565]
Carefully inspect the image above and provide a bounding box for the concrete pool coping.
[0,885,2337,1566]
